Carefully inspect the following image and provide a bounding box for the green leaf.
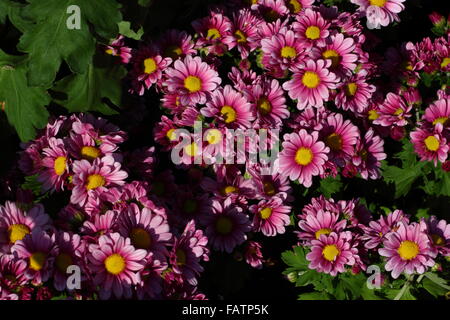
[318,175,342,198]
[21,174,43,195]
[137,0,153,7]
[382,162,425,198]
[53,64,126,115]
[395,140,417,167]
[118,21,144,41]
[421,272,450,298]
[0,0,33,32]
[0,50,50,142]
[434,169,450,197]
[298,292,330,300]
[281,246,309,272]
[18,0,122,87]
[295,269,318,287]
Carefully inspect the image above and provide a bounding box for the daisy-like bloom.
[410,124,449,166]
[362,209,409,249]
[201,174,256,205]
[170,220,209,286]
[374,93,412,127]
[261,29,306,71]
[164,55,221,106]
[278,130,329,187]
[424,98,450,129]
[191,11,232,48]
[130,45,172,95]
[11,230,57,285]
[320,113,360,166]
[228,66,260,91]
[157,29,196,61]
[248,166,293,201]
[53,231,85,291]
[298,209,347,245]
[284,0,315,14]
[310,34,358,78]
[201,198,251,253]
[0,255,28,292]
[306,231,358,276]
[352,128,386,180]
[70,156,128,207]
[37,138,69,192]
[351,0,406,30]
[379,222,436,279]
[116,203,172,262]
[201,85,254,129]
[104,35,132,64]
[81,211,117,236]
[420,216,450,257]
[334,71,376,113]
[249,196,291,236]
[244,79,289,127]
[283,59,338,110]
[0,202,50,252]
[223,9,262,59]
[244,241,264,269]
[72,113,127,146]
[68,132,117,163]
[251,0,289,23]
[292,9,330,47]
[153,116,181,151]
[87,232,147,299]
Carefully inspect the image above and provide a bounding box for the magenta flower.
[104,35,132,64]
[351,0,406,29]
[379,222,436,279]
[283,59,338,110]
[37,137,69,192]
[261,29,305,71]
[298,210,347,245]
[284,0,315,14]
[374,93,412,127]
[293,8,330,47]
[278,130,329,187]
[352,128,386,180]
[0,254,28,291]
[250,196,291,237]
[87,232,147,299]
[335,72,376,113]
[424,98,450,128]
[191,11,232,48]
[157,29,196,60]
[420,216,450,257]
[410,124,449,166]
[244,241,264,269]
[164,55,221,106]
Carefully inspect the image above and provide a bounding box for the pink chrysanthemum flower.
[72,113,127,146]
[283,59,338,110]
[68,132,117,163]
[284,0,315,14]
[306,231,358,276]
[250,196,291,236]
[362,209,410,249]
[292,9,330,47]
[0,202,50,251]
[170,220,209,286]
[244,79,289,127]
[311,34,358,77]
[351,0,406,30]
[130,45,172,95]
[81,211,117,236]
[104,35,132,64]
[424,98,450,129]
[410,124,449,166]
[420,216,450,257]
[201,85,254,129]
[191,11,232,48]
[87,232,147,299]
[379,222,436,279]
[298,209,347,244]
[248,166,293,201]
[0,254,29,291]
[279,130,329,187]
[244,240,264,269]
[11,230,57,285]
[70,156,128,207]
[136,252,166,299]
[37,138,69,192]
[116,203,172,262]
[374,93,412,127]
[334,71,376,113]
[251,0,289,23]
[164,55,221,106]
[157,29,196,61]
[352,128,386,179]
[201,198,251,253]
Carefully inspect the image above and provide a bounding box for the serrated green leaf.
[118,21,144,40]
[298,292,330,300]
[21,174,43,195]
[295,269,317,287]
[0,50,50,142]
[53,64,126,115]
[421,272,450,298]
[382,162,425,198]
[281,246,309,271]
[0,0,33,32]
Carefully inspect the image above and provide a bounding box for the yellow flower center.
[205,129,222,145]
[325,133,343,152]
[104,253,126,275]
[29,252,47,271]
[431,234,445,246]
[257,97,272,115]
[176,249,187,266]
[368,109,380,120]
[81,146,101,161]
[295,147,313,166]
[315,228,332,239]
[302,71,320,89]
[287,0,302,13]
[441,57,450,68]
[105,48,114,55]
[369,0,386,7]
[305,26,320,40]
[394,108,403,116]
[432,117,449,126]
[130,228,152,249]
[263,182,276,196]
[322,49,340,68]
[183,199,198,214]
[184,75,202,93]
[424,136,440,151]
[216,216,233,235]
[164,45,183,60]
[86,174,106,190]
[143,58,157,74]
[53,156,67,176]
[220,185,238,196]
[220,105,237,123]
[281,46,297,59]
[8,224,30,244]
[55,253,73,273]
[259,207,273,220]
[322,244,340,262]
[234,30,247,43]
[397,240,419,260]
[206,28,221,40]
[184,142,200,157]
[344,82,358,97]
[166,128,177,141]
